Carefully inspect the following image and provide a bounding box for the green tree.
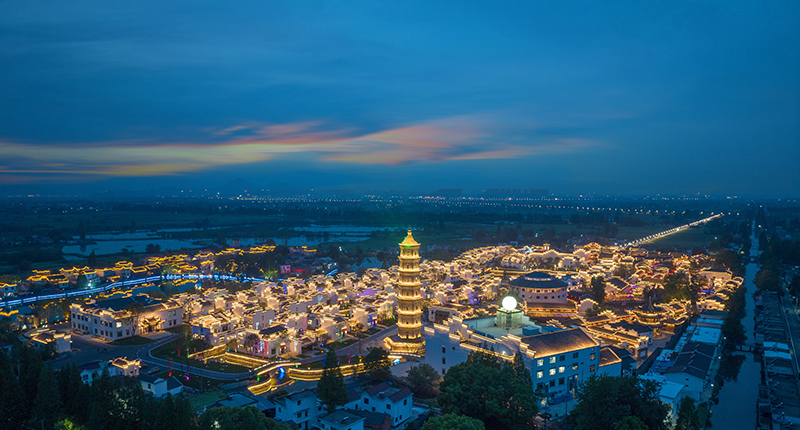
[422,413,485,430]
[197,406,290,430]
[318,350,348,413]
[614,416,648,430]
[0,349,24,428]
[153,395,197,430]
[569,375,669,430]
[662,273,689,301]
[362,347,391,382]
[591,276,606,303]
[87,250,98,268]
[34,365,63,429]
[789,274,800,298]
[55,418,84,430]
[438,351,536,430]
[406,363,441,399]
[721,311,746,350]
[674,397,701,430]
[243,333,259,356]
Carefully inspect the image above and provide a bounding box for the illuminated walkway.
[621,213,722,249]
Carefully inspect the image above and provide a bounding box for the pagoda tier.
[385,229,425,355]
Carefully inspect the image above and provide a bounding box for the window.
[559,377,565,386]
[297,400,301,406]
[573,352,579,359]
[404,399,408,405]
[590,353,596,361]
[116,321,122,328]
[560,355,565,362]
[549,368,556,376]
[558,366,565,373]
[549,357,556,364]
[537,359,543,367]
[572,363,579,371]
[117,331,122,337]
[549,380,555,387]
[590,365,596,372]
[364,398,369,404]
[442,358,446,364]
[442,346,446,353]
[386,404,390,410]
[537,371,544,379]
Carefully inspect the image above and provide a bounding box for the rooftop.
[521,328,599,357]
[509,271,567,290]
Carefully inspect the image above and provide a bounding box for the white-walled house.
[138,374,183,398]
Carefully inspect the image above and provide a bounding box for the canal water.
[710,226,759,429]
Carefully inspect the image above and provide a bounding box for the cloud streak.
[0,116,596,179]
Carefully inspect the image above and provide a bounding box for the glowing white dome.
[501,296,517,311]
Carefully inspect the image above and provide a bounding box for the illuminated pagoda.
[385,229,425,355]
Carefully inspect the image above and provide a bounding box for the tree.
[721,311,746,350]
[438,351,537,430]
[87,250,98,268]
[615,416,648,430]
[568,375,669,430]
[318,350,348,413]
[675,397,702,430]
[153,394,197,430]
[406,363,441,398]
[422,413,485,430]
[146,243,162,254]
[123,302,145,337]
[661,273,684,299]
[362,347,391,382]
[55,418,84,430]
[590,276,606,303]
[197,406,290,430]
[34,366,62,429]
[243,333,259,356]
[789,274,800,298]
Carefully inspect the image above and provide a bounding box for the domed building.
[506,271,569,304]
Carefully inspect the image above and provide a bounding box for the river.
[710,224,759,429]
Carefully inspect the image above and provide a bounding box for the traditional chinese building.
[385,230,425,355]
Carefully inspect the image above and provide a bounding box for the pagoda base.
[384,334,426,356]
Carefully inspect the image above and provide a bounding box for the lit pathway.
[621,213,723,249]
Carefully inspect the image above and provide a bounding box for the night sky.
[1,1,798,196]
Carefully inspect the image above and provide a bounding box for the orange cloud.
[0,116,598,179]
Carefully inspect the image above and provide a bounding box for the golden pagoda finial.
[400,229,419,247]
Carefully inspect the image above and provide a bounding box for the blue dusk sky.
[0,1,798,196]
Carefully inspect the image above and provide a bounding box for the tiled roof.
[521,328,599,357]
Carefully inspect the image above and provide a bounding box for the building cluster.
[639,309,727,422]
[0,245,325,300]
[272,381,414,430]
[3,230,751,425]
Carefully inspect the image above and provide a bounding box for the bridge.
[621,213,723,249]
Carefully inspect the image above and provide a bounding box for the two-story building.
[346,382,413,428]
[273,389,323,430]
[70,296,182,341]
